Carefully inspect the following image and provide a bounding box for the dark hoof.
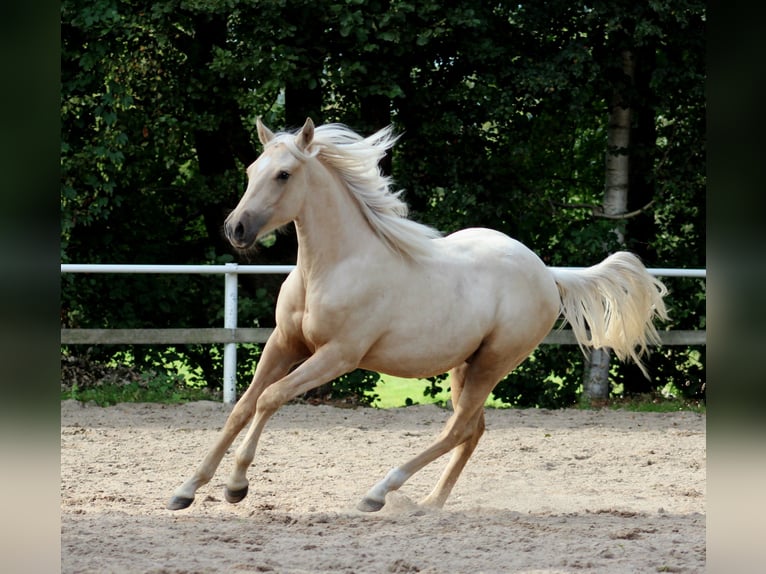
[224,485,249,504]
[167,496,194,510]
[357,497,385,512]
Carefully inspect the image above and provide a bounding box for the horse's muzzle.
[224,211,265,249]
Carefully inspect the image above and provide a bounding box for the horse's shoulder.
[274,269,306,324]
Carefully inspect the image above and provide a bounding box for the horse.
[167,118,668,513]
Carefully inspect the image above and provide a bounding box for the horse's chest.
[298,287,377,350]
[297,293,345,348]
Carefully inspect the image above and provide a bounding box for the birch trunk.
[582,49,634,405]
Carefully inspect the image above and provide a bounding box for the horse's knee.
[256,384,287,415]
[228,399,256,429]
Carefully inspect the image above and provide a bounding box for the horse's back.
[436,227,541,265]
[435,227,550,283]
[435,227,559,320]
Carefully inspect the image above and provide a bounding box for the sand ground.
[61,400,705,573]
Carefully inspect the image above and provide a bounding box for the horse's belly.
[359,300,490,379]
[360,338,481,379]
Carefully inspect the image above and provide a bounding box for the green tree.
[61,0,705,404]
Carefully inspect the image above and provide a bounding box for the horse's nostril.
[224,214,255,247]
[234,221,245,241]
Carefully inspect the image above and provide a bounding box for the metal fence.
[60,263,706,404]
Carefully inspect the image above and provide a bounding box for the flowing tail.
[550,252,669,377]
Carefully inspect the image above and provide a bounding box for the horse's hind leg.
[358,362,497,512]
[358,340,534,513]
[419,365,486,509]
[418,411,485,509]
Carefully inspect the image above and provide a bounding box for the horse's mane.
[268,123,441,259]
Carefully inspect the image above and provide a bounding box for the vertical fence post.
[223,263,238,405]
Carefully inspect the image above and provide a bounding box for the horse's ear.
[295,117,315,151]
[256,117,275,146]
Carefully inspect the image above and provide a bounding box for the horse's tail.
[549,252,669,377]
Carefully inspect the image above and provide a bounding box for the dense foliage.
[61,0,705,406]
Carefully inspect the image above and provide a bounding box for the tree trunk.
[188,13,256,248]
[583,49,634,405]
[285,80,323,129]
[623,45,660,394]
[283,4,325,129]
[583,347,611,407]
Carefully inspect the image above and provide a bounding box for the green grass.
[605,393,706,413]
[371,375,443,408]
[61,368,704,413]
[372,375,704,413]
[61,372,216,406]
[372,374,508,409]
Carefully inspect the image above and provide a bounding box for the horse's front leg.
[222,343,357,506]
[166,333,304,510]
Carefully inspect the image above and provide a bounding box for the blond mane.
[267,123,441,259]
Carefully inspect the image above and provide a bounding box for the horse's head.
[224,117,316,249]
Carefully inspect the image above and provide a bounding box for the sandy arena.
[61,400,705,573]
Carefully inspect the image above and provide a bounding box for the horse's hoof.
[224,485,249,504]
[167,495,194,510]
[357,497,385,512]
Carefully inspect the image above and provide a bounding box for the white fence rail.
[61,263,706,404]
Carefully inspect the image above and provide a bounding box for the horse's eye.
[277,171,290,181]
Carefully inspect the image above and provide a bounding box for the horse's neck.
[294,169,386,279]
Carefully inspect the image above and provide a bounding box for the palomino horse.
[168,118,668,513]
